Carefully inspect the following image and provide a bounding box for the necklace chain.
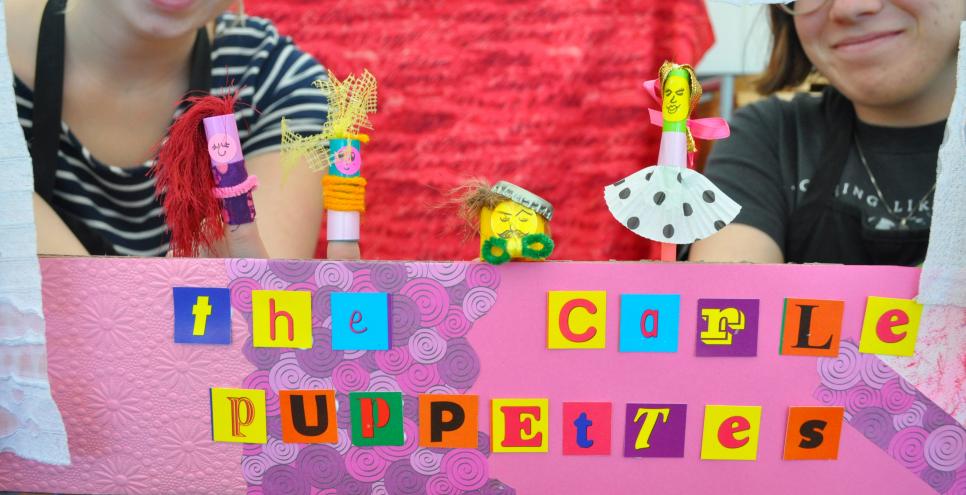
[853,134,936,229]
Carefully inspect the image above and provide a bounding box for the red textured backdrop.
[246,0,715,261]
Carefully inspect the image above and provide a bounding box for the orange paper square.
[780,299,844,357]
[279,390,338,444]
[419,394,478,448]
[783,406,844,460]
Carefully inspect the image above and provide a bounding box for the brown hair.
[756,6,814,94]
[449,178,554,239]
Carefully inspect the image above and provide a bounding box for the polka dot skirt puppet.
[153,92,258,257]
[604,62,740,244]
[458,180,555,265]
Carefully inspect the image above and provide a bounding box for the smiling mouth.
[666,104,680,114]
[833,30,903,50]
[217,149,227,157]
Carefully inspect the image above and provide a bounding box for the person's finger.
[224,223,268,258]
[327,241,361,260]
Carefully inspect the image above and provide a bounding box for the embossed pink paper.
[0,259,955,494]
[0,258,247,494]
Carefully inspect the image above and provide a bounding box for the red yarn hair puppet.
[153,93,258,256]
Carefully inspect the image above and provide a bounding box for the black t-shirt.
[704,91,942,264]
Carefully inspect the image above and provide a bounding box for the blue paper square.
[331,292,391,350]
[173,287,232,344]
[619,294,680,353]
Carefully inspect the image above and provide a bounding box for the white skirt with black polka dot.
[604,165,741,244]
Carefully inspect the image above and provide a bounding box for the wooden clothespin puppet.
[280,69,377,244]
[604,61,740,250]
[458,180,555,265]
[153,92,258,257]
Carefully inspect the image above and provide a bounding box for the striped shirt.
[15,14,328,256]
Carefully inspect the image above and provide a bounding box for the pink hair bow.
[643,78,730,168]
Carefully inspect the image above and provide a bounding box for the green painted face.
[662,73,690,123]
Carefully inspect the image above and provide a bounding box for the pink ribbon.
[211,174,259,198]
[643,78,730,167]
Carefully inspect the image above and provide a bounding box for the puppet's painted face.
[203,114,243,167]
[662,74,690,122]
[207,132,243,167]
[333,145,361,176]
[489,200,541,240]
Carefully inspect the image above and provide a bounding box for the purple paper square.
[623,403,687,458]
[695,299,759,357]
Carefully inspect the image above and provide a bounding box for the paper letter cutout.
[547,291,607,349]
[695,299,759,357]
[780,298,844,357]
[783,406,844,460]
[619,294,680,353]
[859,296,923,356]
[491,398,549,452]
[280,390,337,443]
[174,287,231,344]
[563,402,612,455]
[252,290,313,348]
[349,392,404,446]
[331,292,392,351]
[419,394,478,448]
[210,388,266,443]
[623,403,687,458]
[701,405,761,460]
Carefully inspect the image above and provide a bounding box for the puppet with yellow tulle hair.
[281,69,377,245]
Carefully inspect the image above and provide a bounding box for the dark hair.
[756,6,814,94]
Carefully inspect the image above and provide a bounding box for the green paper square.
[349,392,404,446]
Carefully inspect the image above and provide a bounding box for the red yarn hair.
[152,93,238,257]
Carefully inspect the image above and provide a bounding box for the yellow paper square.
[547,291,607,349]
[701,405,762,460]
[859,296,922,356]
[252,290,313,348]
[491,398,549,453]
[211,388,267,443]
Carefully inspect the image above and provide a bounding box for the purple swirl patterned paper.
[372,264,408,292]
[410,328,448,364]
[427,472,458,495]
[297,445,345,487]
[335,428,352,455]
[384,459,428,495]
[336,473,372,495]
[346,447,390,482]
[924,426,966,472]
[816,340,966,493]
[262,464,309,495]
[264,436,299,465]
[229,261,506,492]
[241,452,273,485]
[441,449,488,491]
[411,448,443,476]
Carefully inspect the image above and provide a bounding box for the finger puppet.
[281,69,377,244]
[458,180,555,265]
[153,92,258,256]
[604,61,739,247]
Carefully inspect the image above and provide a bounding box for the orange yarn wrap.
[322,175,367,212]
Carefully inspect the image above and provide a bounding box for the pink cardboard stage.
[0,258,962,494]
